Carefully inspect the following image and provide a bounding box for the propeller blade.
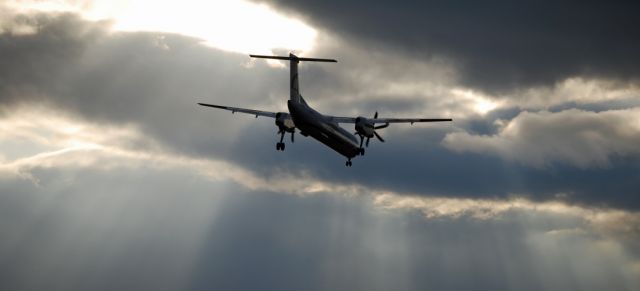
[375,123,389,129]
[374,131,385,142]
[366,137,371,147]
[291,132,294,143]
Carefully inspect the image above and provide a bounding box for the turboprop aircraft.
[198,53,452,167]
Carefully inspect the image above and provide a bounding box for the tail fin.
[250,53,336,103]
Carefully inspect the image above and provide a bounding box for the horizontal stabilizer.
[250,54,337,63]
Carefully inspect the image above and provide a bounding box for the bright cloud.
[442,108,640,168]
[512,78,640,109]
[374,193,640,241]
[2,0,317,54]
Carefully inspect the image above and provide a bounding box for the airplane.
[198,53,452,167]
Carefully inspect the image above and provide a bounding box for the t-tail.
[250,53,337,103]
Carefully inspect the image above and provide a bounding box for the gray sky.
[1,1,639,290]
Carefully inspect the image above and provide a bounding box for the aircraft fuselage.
[288,99,360,159]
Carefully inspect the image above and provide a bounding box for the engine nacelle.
[355,116,375,137]
[275,112,295,133]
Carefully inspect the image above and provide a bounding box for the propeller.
[373,131,385,142]
[365,111,388,147]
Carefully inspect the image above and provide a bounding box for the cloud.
[0,105,376,198]
[374,193,640,243]
[443,108,640,168]
[0,11,296,156]
[2,104,639,234]
[256,0,640,93]
[2,166,640,291]
[506,78,640,110]
[1,10,639,211]
[3,106,640,244]
[1,110,639,290]
[2,0,318,54]
[2,4,640,291]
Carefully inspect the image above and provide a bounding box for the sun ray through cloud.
[3,0,317,54]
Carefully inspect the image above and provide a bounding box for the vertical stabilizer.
[289,53,301,103]
[249,53,337,104]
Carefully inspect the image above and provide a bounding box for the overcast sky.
[1,1,639,290]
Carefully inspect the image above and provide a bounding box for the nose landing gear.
[345,158,353,167]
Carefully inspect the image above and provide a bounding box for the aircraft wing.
[198,103,277,118]
[330,116,452,124]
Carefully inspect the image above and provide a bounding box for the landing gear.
[357,135,365,156]
[276,130,286,151]
[345,159,353,167]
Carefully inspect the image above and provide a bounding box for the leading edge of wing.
[197,103,277,118]
[328,116,452,124]
[374,118,452,123]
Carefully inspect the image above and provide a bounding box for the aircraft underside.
[297,122,360,160]
[288,100,360,166]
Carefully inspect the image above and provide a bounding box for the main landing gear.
[276,129,286,151]
[345,158,353,167]
[276,129,294,151]
[357,135,366,156]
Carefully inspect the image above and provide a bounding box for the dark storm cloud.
[256,0,640,92]
[0,13,105,96]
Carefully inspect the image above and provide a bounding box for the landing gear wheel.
[345,160,352,167]
[359,148,365,156]
[276,142,285,151]
[281,143,285,151]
